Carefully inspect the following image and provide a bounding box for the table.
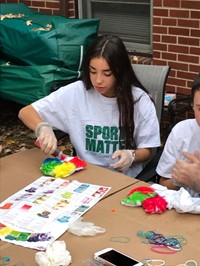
[0,149,199,266]
[79,183,200,265]
[0,148,137,201]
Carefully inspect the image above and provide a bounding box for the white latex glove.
[35,240,72,266]
[35,122,57,154]
[109,150,134,172]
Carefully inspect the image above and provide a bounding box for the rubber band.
[109,236,130,243]
[168,235,187,246]
[167,245,181,251]
[137,230,183,250]
[145,259,165,266]
[176,261,197,266]
[151,245,179,254]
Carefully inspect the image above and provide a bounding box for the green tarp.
[0,61,79,105]
[0,3,99,105]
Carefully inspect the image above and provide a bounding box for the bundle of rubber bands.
[137,230,187,254]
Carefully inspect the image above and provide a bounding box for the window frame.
[76,0,153,56]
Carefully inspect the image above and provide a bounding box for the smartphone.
[94,247,143,266]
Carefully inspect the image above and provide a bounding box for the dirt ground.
[0,98,73,158]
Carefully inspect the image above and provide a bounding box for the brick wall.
[0,0,75,17]
[153,0,200,95]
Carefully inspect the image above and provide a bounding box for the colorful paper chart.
[0,176,111,250]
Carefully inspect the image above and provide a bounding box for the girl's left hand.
[109,150,134,172]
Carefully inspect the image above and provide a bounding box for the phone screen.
[98,249,140,265]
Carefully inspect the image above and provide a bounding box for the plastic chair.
[132,64,171,182]
[132,64,171,127]
[167,95,192,134]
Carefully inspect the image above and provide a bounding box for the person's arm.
[18,104,43,131]
[159,176,178,190]
[172,152,200,193]
[18,105,57,154]
[109,148,152,172]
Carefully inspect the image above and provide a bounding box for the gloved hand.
[35,122,57,154]
[109,150,135,172]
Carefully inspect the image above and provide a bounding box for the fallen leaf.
[6,140,15,145]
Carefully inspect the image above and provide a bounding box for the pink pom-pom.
[142,195,168,214]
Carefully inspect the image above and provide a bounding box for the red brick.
[31,1,45,8]
[168,61,189,71]
[191,11,200,19]
[181,1,200,9]
[153,34,161,42]
[170,9,189,18]
[177,71,196,80]
[154,8,169,17]
[178,54,199,64]
[166,85,176,93]
[190,47,200,56]
[154,26,168,34]
[189,64,200,73]
[169,27,189,36]
[169,69,176,77]
[178,19,199,28]
[163,0,180,8]
[46,2,59,9]
[162,35,177,44]
[162,52,177,61]
[68,10,75,17]
[152,59,168,65]
[168,77,186,86]
[168,44,189,54]
[69,2,74,9]
[154,0,163,7]
[191,29,200,38]
[153,43,167,51]
[162,18,177,26]
[178,37,199,46]
[153,51,161,58]
[177,87,192,95]
[153,17,161,25]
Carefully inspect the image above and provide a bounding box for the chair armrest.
[167,96,192,132]
[135,147,163,182]
[167,96,192,116]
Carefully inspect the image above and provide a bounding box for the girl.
[18,35,160,177]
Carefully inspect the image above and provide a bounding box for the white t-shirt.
[156,119,200,178]
[32,80,160,177]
